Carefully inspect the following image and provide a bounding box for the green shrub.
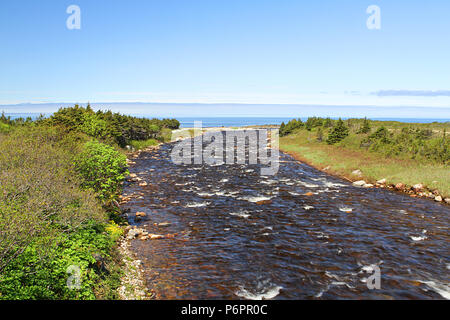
[0,222,122,300]
[74,141,129,201]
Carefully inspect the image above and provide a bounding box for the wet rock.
[136,211,147,218]
[444,198,450,204]
[435,196,443,202]
[129,173,137,178]
[127,229,140,240]
[353,180,366,187]
[395,183,405,191]
[256,199,272,205]
[139,181,148,187]
[363,184,374,188]
[303,192,314,196]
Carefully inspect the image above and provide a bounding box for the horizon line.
[1,101,450,109]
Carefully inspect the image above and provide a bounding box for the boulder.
[444,198,450,204]
[127,229,141,240]
[363,184,374,188]
[353,180,366,187]
[395,183,405,191]
[139,181,148,187]
[376,178,386,185]
[129,173,137,178]
[412,184,424,192]
[136,211,147,218]
[434,196,443,202]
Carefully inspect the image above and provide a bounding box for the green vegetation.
[0,106,178,299]
[38,105,179,147]
[280,117,450,197]
[129,138,159,151]
[74,141,129,201]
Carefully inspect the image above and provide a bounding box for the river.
[121,137,450,300]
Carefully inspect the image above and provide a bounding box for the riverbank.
[280,131,450,204]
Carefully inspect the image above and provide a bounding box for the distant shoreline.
[2,112,450,128]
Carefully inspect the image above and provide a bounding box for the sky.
[1,0,450,115]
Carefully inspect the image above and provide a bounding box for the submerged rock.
[136,211,147,218]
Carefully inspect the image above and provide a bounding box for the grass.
[129,138,159,150]
[280,129,450,198]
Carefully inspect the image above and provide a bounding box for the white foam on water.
[323,181,347,188]
[410,235,427,241]
[331,281,355,289]
[185,202,210,208]
[260,180,277,185]
[220,179,229,183]
[339,207,353,212]
[288,191,301,196]
[235,285,282,300]
[197,192,215,197]
[419,280,450,300]
[304,205,314,210]
[239,196,273,203]
[297,180,320,188]
[229,211,251,219]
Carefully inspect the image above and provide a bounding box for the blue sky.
[1,0,450,111]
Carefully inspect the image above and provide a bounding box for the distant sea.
[3,113,450,128]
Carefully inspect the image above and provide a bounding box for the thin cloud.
[373,90,450,97]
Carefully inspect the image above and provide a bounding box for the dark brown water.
[122,140,450,300]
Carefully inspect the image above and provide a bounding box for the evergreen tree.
[326,118,349,144]
[357,117,371,134]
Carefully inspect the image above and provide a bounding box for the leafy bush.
[0,127,104,274]
[74,141,129,201]
[0,222,122,300]
[0,126,125,299]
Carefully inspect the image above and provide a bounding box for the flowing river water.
[122,136,450,300]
